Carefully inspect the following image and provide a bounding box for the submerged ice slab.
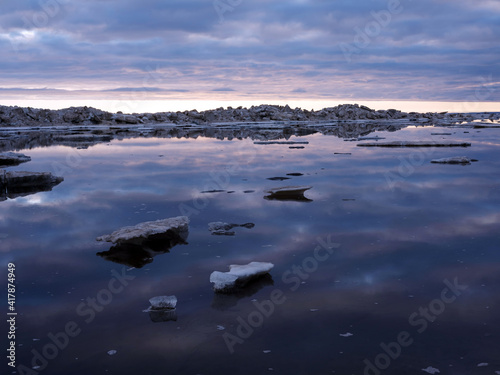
[357,141,471,147]
[431,156,477,164]
[96,216,189,244]
[210,261,274,293]
[208,222,255,236]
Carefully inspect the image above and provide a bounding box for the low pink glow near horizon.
[1,99,498,114]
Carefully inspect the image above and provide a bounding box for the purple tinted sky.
[0,0,499,102]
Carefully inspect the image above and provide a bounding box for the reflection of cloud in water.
[3,127,500,374]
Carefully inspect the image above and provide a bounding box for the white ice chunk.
[107,350,117,356]
[339,333,353,337]
[149,295,177,310]
[210,261,274,293]
[422,366,440,374]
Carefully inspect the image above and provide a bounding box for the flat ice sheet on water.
[96,216,189,244]
[431,156,477,164]
[210,261,274,293]
[357,141,471,147]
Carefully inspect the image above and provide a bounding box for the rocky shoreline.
[0,103,498,153]
[1,103,499,127]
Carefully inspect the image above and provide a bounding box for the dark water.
[2,125,500,375]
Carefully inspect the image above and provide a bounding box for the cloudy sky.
[0,0,499,107]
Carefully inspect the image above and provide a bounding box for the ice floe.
[96,216,189,244]
[210,261,274,293]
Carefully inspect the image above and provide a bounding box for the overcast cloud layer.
[0,0,499,102]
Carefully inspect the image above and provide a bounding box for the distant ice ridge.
[210,262,274,293]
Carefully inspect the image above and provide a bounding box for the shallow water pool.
[2,124,500,375]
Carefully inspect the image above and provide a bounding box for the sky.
[0,0,499,110]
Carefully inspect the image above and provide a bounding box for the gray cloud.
[0,0,498,102]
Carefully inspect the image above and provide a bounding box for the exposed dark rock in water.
[264,186,313,202]
[1,170,63,201]
[267,177,291,181]
[286,173,304,176]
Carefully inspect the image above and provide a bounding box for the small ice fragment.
[217,325,225,331]
[107,350,117,356]
[310,309,319,312]
[149,295,177,310]
[339,333,353,337]
[422,366,440,374]
[263,350,271,353]
[33,339,40,341]
[477,363,488,367]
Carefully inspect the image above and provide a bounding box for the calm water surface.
[2,125,500,375]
